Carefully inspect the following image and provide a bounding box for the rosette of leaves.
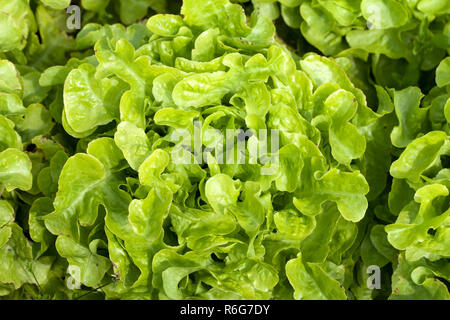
[347,57,450,300]
[0,0,448,301]
[11,0,404,300]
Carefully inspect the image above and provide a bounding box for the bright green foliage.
[0,0,448,301]
[245,0,450,91]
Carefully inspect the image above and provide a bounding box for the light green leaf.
[390,131,448,182]
[294,168,369,222]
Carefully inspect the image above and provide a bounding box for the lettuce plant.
[242,0,450,91]
[0,0,448,300]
